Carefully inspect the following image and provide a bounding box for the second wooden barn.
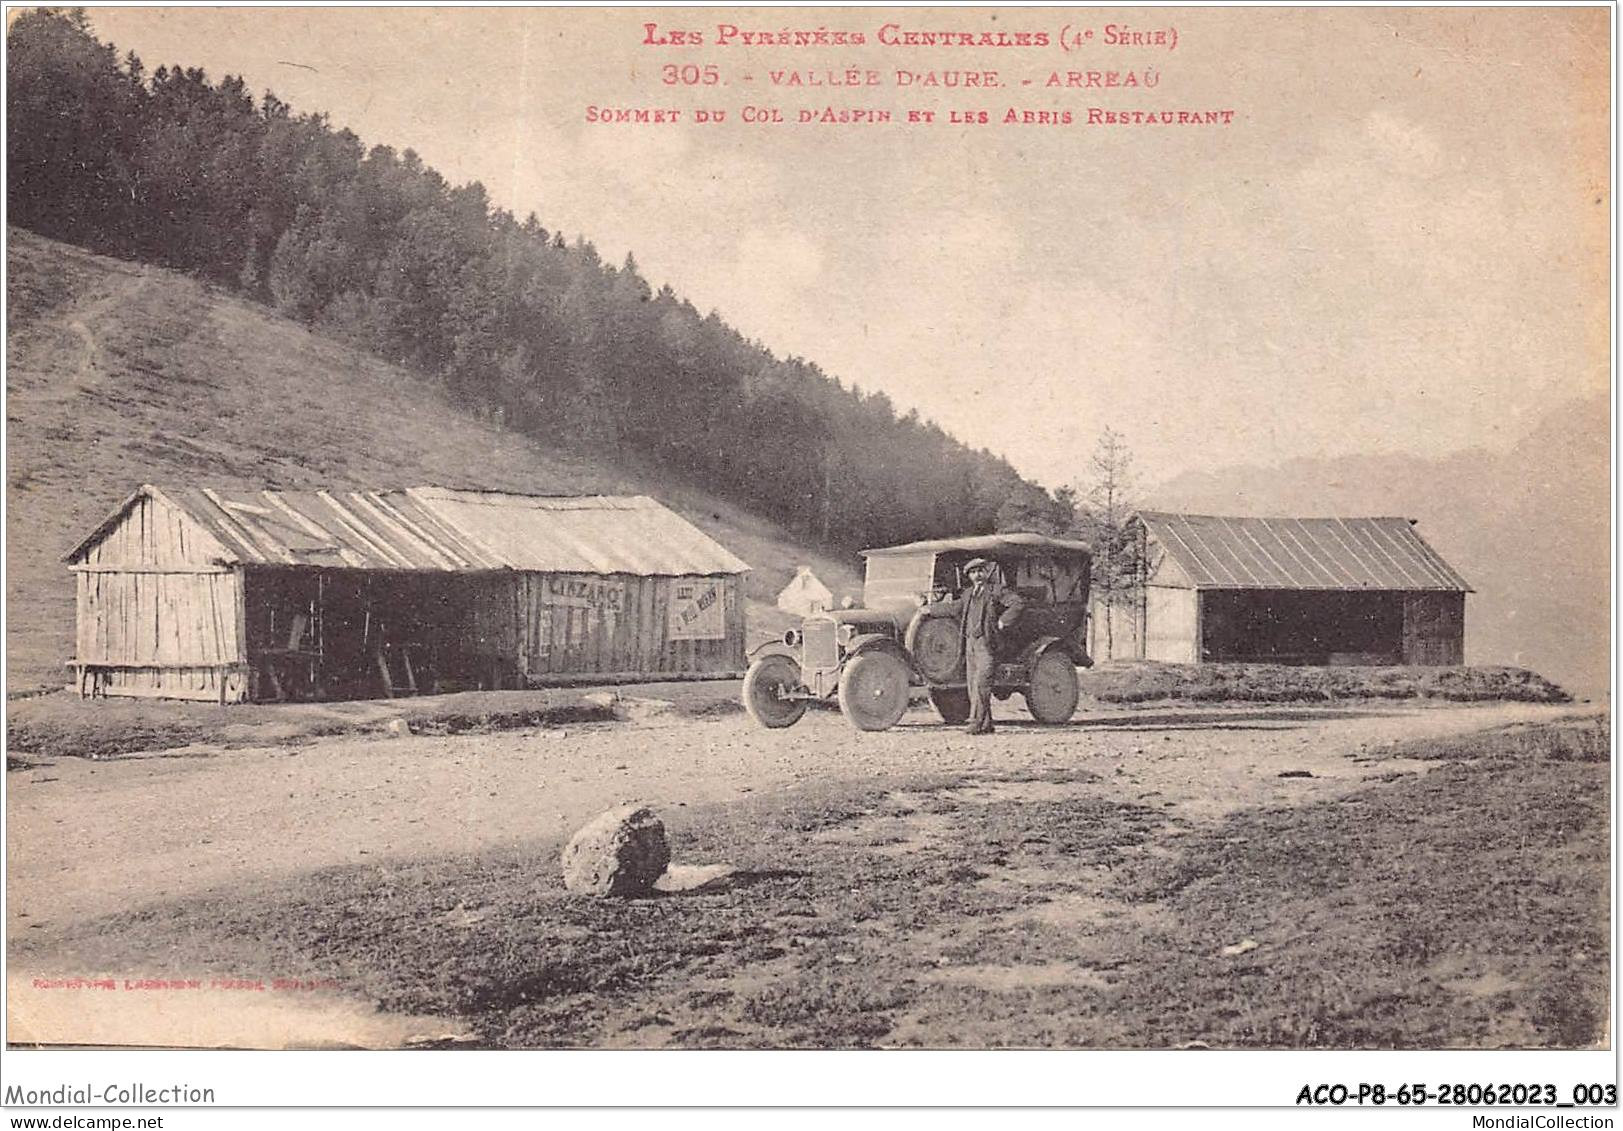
[68,485,750,702]
[1091,511,1471,666]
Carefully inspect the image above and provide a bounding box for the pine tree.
[1082,427,1140,657]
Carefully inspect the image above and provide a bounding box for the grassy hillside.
[1150,396,1610,698]
[5,228,862,691]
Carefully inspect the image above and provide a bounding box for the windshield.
[863,552,935,606]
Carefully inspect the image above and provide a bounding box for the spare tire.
[905,610,963,684]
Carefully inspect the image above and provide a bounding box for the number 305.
[662,64,719,85]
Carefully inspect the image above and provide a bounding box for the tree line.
[7,8,1072,554]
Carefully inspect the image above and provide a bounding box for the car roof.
[861,533,1093,559]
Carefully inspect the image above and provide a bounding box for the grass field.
[4,688,610,763]
[1079,661,1572,706]
[4,227,861,692]
[4,681,748,762]
[14,713,1607,1049]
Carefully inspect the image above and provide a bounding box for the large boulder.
[560,803,671,897]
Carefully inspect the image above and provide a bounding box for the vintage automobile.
[743,534,1094,731]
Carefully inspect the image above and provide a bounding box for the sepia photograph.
[1,1,1614,1114]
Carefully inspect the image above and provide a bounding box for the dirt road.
[7,693,1587,937]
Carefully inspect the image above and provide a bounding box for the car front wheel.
[742,654,809,729]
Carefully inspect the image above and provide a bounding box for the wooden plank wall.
[1402,591,1465,665]
[469,572,745,682]
[1145,587,1199,663]
[77,664,247,702]
[1088,596,1142,661]
[73,493,248,700]
[80,492,212,567]
[466,574,523,659]
[75,571,243,668]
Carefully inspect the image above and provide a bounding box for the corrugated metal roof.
[863,533,1093,559]
[70,486,750,575]
[406,488,750,575]
[1137,511,1470,592]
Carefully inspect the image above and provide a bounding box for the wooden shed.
[67,485,750,702]
[1091,512,1470,666]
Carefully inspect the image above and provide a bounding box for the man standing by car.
[961,557,1023,735]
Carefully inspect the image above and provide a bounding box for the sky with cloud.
[86,7,1609,491]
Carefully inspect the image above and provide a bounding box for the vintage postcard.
[2,2,1612,1111]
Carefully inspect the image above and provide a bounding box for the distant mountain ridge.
[1148,394,1610,696]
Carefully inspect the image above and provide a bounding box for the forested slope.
[4,229,867,689]
[6,9,1058,560]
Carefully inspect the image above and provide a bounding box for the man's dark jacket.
[961,576,1025,647]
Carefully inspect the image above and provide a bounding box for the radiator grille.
[801,618,838,677]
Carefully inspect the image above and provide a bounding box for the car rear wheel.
[928,688,970,725]
[742,654,808,729]
[838,650,911,732]
[1024,648,1080,724]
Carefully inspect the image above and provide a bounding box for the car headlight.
[783,628,802,647]
[837,624,858,645]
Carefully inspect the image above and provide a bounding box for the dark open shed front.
[1091,512,1470,667]
[1198,588,1463,665]
[68,486,749,702]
